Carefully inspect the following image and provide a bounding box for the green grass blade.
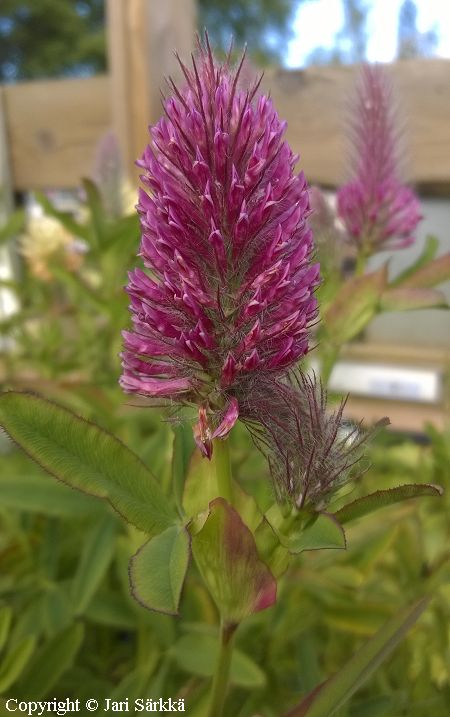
[284,597,429,717]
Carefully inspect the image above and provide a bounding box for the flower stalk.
[212,438,233,504]
[208,622,237,717]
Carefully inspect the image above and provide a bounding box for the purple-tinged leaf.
[0,392,175,535]
[283,597,429,717]
[323,266,387,343]
[334,483,443,524]
[400,251,450,289]
[191,498,276,624]
[380,287,448,311]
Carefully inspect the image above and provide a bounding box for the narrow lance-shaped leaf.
[400,251,450,289]
[392,235,439,286]
[129,526,190,615]
[191,498,277,625]
[71,514,118,615]
[284,597,429,717]
[17,624,84,700]
[380,287,447,311]
[172,419,196,515]
[323,266,387,344]
[0,209,25,245]
[334,483,443,524]
[0,392,175,535]
[0,636,36,693]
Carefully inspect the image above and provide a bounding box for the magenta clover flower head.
[120,39,319,456]
[337,64,421,254]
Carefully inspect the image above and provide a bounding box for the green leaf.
[323,266,387,344]
[283,597,429,717]
[393,235,439,285]
[172,632,266,687]
[130,526,190,615]
[0,473,102,517]
[0,607,12,652]
[0,637,36,693]
[183,451,262,532]
[191,498,276,624]
[83,178,107,249]
[265,505,346,554]
[71,515,117,615]
[334,484,443,524]
[380,287,447,311]
[0,392,175,535]
[17,624,84,700]
[183,450,217,519]
[399,251,450,289]
[0,209,25,245]
[172,420,196,514]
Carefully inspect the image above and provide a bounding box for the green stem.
[212,438,233,504]
[354,251,368,277]
[321,344,339,387]
[208,622,237,717]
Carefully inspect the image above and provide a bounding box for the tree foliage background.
[0,1,442,81]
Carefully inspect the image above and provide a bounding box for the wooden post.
[0,86,19,328]
[106,0,196,181]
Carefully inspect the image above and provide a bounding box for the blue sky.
[286,0,450,66]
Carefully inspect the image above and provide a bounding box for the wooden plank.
[106,0,196,180]
[3,75,111,190]
[1,57,450,190]
[263,58,450,188]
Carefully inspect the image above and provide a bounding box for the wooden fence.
[0,0,449,193]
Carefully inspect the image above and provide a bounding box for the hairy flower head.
[241,371,388,510]
[337,64,421,253]
[120,38,319,452]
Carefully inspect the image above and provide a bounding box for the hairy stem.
[208,622,237,717]
[212,437,233,504]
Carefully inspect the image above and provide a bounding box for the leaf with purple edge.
[283,596,429,717]
[323,266,388,344]
[334,483,443,524]
[129,526,190,615]
[399,251,450,289]
[380,287,448,311]
[0,392,175,536]
[191,498,277,624]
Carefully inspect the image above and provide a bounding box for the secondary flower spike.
[337,64,421,253]
[120,38,319,454]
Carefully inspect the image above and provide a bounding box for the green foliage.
[0,392,175,535]
[199,0,296,65]
[130,527,190,615]
[0,0,106,81]
[286,597,429,716]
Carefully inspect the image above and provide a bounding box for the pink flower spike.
[337,64,421,254]
[120,36,319,453]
